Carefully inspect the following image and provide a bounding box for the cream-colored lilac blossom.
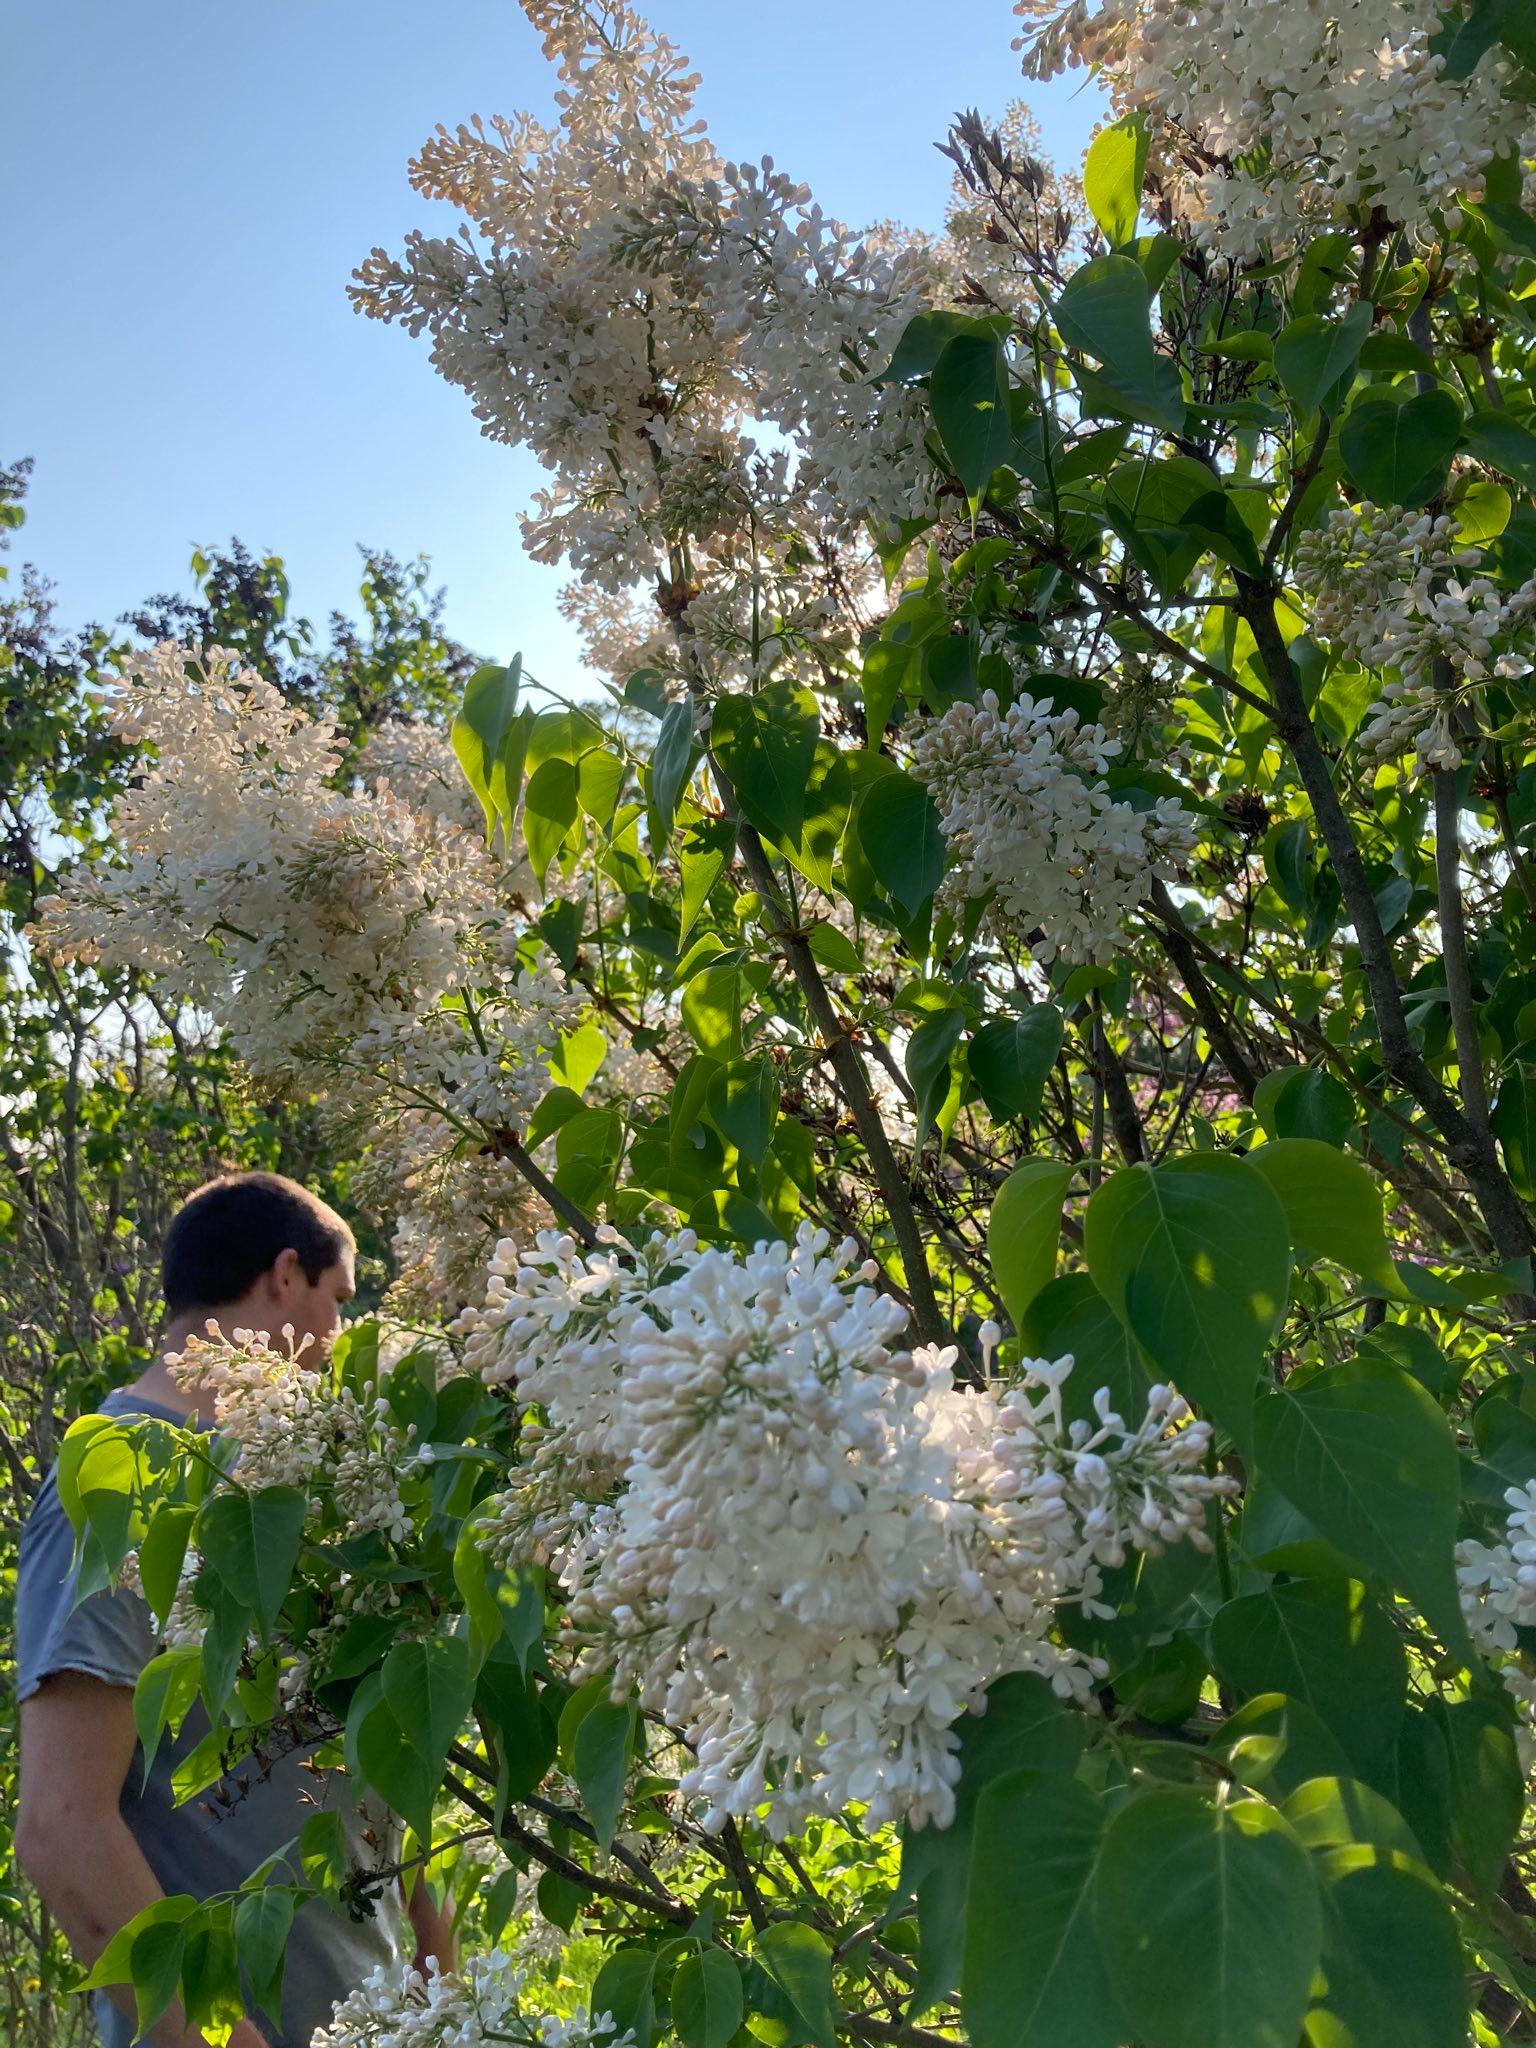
[1015,0,1530,257]
[911,688,1198,965]
[1295,503,1536,775]
[464,1223,1231,1834]
[311,1949,635,2048]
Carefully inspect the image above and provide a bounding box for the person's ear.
[269,1247,302,1297]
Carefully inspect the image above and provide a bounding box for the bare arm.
[17,1671,268,2048]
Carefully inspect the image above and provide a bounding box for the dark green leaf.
[592,1949,658,2048]
[1339,392,1461,509]
[1252,1065,1356,1148]
[1464,408,1536,492]
[572,1694,633,1852]
[1216,1692,1354,1802]
[1493,1062,1536,1200]
[906,1005,965,1153]
[1272,304,1372,418]
[381,1635,475,1775]
[1083,1155,1291,1445]
[931,333,1016,498]
[1436,0,1509,75]
[1503,0,1536,66]
[525,1085,586,1153]
[453,1523,504,1674]
[354,1691,436,1846]
[1252,1356,1465,1652]
[1019,1273,1151,1428]
[1264,817,1313,914]
[298,1809,350,1894]
[648,700,696,852]
[577,747,626,828]
[1056,257,1186,433]
[878,309,1002,385]
[1247,1137,1393,1283]
[1302,1844,1469,2048]
[450,658,527,840]
[967,1005,1064,1123]
[777,742,852,893]
[234,1886,295,2027]
[673,1947,745,2048]
[197,1485,305,1639]
[1356,1323,1457,1401]
[476,1657,558,1806]
[962,1771,1123,2048]
[1358,331,1439,377]
[1094,1789,1321,2048]
[860,640,919,742]
[128,1919,186,2038]
[537,1869,585,1931]
[857,769,946,917]
[902,1674,1087,2013]
[1428,1695,1523,1897]
[707,1057,780,1169]
[754,1923,837,2048]
[711,684,820,845]
[1293,232,1355,317]
[1179,488,1264,578]
[1210,1580,1406,1781]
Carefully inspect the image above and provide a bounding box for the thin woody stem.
[726,802,955,1348]
[1238,580,1532,1263]
[654,549,954,1347]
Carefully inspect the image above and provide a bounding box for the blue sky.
[8,1,1103,686]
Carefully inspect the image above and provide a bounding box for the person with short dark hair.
[160,1171,355,1321]
[15,1172,455,2048]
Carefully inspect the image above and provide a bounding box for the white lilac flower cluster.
[458,1222,1231,1836]
[355,718,486,834]
[1014,0,1529,259]
[1458,1481,1536,1655]
[350,0,934,693]
[910,688,1198,966]
[168,1328,413,1543]
[351,966,585,1135]
[1457,1480,1536,1765]
[360,1123,550,1315]
[113,1541,210,1651]
[311,1951,634,2048]
[36,644,501,1086]
[1294,503,1536,774]
[36,645,582,1301]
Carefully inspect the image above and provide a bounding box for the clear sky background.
[7,1,1104,688]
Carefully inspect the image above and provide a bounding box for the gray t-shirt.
[16,1391,404,2048]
